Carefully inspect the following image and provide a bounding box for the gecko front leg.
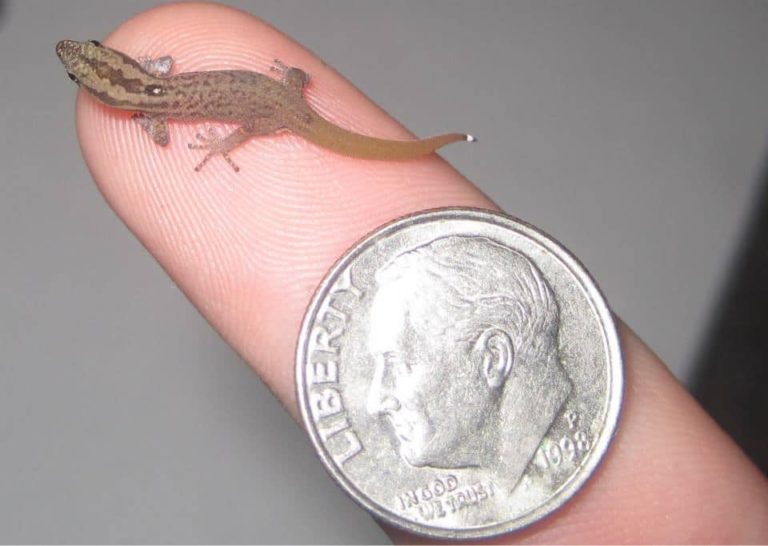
[133,54,174,145]
[138,54,174,77]
[188,118,283,172]
[132,113,169,145]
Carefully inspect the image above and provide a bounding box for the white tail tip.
[466,134,477,142]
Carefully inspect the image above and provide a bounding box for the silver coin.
[296,208,622,539]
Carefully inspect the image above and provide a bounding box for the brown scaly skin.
[56,39,474,171]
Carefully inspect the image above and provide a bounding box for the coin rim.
[295,207,623,540]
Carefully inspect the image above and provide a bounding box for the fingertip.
[69,1,490,406]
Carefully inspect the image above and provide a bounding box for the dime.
[296,208,623,539]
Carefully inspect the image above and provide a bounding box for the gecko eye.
[145,84,165,96]
[88,40,102,47]
[67,73,80,85]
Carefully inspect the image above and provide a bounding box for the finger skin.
[72,3,768,543]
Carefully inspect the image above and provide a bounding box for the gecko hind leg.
[188,120,282,172]
[269,59,310,93]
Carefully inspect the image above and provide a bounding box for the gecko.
[56,39,475,172]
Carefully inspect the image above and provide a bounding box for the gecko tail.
[295,112,474,160]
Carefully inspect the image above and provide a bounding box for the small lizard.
[56,39,474,172]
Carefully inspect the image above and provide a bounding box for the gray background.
[1,0,766,543]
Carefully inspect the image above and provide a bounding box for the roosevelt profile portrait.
[366,235,572,491]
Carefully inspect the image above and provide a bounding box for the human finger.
[70,3,768,543]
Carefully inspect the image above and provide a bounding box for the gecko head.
[56,40,160,108]
[56,40,107,87]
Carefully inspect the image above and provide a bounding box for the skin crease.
[71,3,768,543]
